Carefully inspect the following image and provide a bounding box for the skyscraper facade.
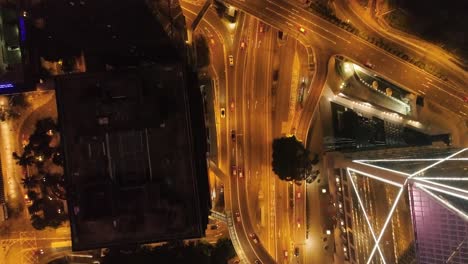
[325,146,467,264]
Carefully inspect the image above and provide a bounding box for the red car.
[249,233,259,244]
[235,211,241,222]
[364,61,375,69]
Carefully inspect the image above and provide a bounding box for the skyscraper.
[325,146,468,264]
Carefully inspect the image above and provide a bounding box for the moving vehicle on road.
[238,168,243,178]
[249,233,259,244]
[240,40,246,49]
[220,107,226,118]
[283,250,288,258]
[298,26,306,34]
[230,101,235,111]
[231,130,236,142]
[235,211,241,222]
[229,55,234,66]
[294,247,300,257]
[259,22,264,33]
[364,60,375,69]
[232,165,237,176]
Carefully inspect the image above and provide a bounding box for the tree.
[272,136,316,182]
[35,117,57,135]
[8,94,30,109]
[27,190,39,201]
[211,238,236,263]
[31,215,47,230]
[28,198,44,215]
[21,176,39,189]
[12,151,34,167]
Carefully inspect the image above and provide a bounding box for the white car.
[229,55,234,66]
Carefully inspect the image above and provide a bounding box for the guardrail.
[225,211,249,264]
[209,210,228,222]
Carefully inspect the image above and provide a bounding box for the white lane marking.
[266,0,350,43]
[265,7,337,44]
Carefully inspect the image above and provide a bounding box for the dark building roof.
[55,65,209,250]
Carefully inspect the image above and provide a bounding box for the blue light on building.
[0,83,15,89]
[19,17,26,42]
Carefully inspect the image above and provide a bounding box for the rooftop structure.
[325,146,468,264]
[0,4,37,93]
[56,65,209,250]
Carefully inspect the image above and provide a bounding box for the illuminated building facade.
[0,3,37,93]
[326,146,468,264]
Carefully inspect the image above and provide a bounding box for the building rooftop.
[56,65,209,250]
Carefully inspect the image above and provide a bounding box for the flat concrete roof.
[55,65,209,250]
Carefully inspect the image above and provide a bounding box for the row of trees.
[307,1,448,81]
[0,94,31,122]
[102,238,236,264]
[272,136,319,184]
[13,117,67,230]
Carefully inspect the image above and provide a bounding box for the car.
[259,23,264,33]
[296,191,301,199]
[240,40,246,49]
[464,96,468,103]
[294,247,300,257]
[230,101,235,111]
[298,26,306,34]
[220,108,226,118]
[235,211,241,222]
[283,250,288,258]
[238,168,244,178]
[364,61,375,69]
[249,233,259,244]
[232,166,237,176]
[231,130,236,142]
[34,249,44,256]
[297,219,301,228]
[229,55,234,66]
